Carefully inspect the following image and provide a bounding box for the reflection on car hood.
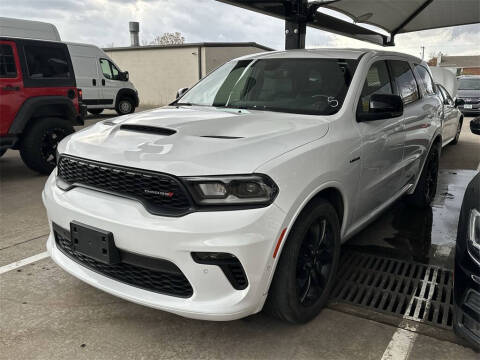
[60,106,330,176]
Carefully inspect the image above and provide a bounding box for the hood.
[430,67,458,98]
[60,106,330,176]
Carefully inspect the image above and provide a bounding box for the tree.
[150,32,185,45]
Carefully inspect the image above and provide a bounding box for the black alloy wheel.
[296,218,335,306]
[41,127,69,168]
[265,199,340,323]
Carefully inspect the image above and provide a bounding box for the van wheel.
[450,118,462,145]
[88,108,104,115]
[265,199,341,323]
[116,98,134,115]
[407,144,440,208]
[20,117,74,174]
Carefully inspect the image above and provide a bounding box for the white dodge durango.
[43,49,443,323]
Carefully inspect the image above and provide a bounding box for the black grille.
[57,155,192,216]
[54,225,193,298]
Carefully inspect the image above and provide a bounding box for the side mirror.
[120,71,129,81]
[470,117,480,135]
[455,98,465,107]
[176,87,188,99]
[357,94,403,122]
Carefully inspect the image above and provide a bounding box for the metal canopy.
[217,0,480,49]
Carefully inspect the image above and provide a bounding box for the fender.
[115,88,139,108]
[8,96,83,134]
[258,181,348,308]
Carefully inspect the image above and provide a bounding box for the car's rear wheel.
[450,118,463,145]
[88,108,104,115]
[265,198,341,323]
[20,117,74,174]
[407,144,440,208]
[115,98,134,115]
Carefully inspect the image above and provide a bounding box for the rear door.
[0,40,24,135]
[355,59,406,218]
[389,60,436,186]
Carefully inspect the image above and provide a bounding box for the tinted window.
[390,61,419,105]
[357,61,393,113]
[100,59,112,79]
[414,64,435,95]
[458,78,480,90]
[0,44,17,78]
[24,45,70,79]
[180,58,358,116]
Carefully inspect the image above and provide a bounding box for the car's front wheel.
[20,117,74,174]
[407,144,440,208]
[265,198,341,323]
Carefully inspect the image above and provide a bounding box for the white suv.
[43,49,443,323]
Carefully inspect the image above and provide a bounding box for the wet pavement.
[345,169,478,270]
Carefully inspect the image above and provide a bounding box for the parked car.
[0,36,85,173]
[454,118,480,350]
[43,49,443,323]
[457,75,480,116]
[436,83,464,145]
[67,43,139,116]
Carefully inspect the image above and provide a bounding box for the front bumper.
[43,172,286,320]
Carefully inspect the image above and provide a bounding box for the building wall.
[106,46,200,106]
[462,67,480,75]
[204,46,268,75]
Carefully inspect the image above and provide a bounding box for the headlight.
[468,208,480,265]
[182,174,278,207]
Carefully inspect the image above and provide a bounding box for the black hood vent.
[120,124,177,136]
[200,135,243,139]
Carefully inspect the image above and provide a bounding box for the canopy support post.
[284,0,308,50]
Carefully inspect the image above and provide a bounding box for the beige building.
[104,42,273,106]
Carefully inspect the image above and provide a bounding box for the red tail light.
[78,88,83,100]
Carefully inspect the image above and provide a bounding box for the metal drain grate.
[331,250,454,329]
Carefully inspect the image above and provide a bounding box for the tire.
[19,117,74,174]
[406,144,440,208]
[265,198,341,323]
[450,118,463,145]
[88,108,104,115]
[0,149,6,158]
[115,98,134,115]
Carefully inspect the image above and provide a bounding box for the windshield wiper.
[175,102,193,106]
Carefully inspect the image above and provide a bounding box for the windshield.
[179,58,358,115]
[458,78,480,90]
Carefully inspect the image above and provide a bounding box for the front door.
[0,41,24,135]
[99,58,120,108]
[355,60,406,219]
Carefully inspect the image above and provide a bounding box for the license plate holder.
[70,221,120,265]
[464,104,473,109]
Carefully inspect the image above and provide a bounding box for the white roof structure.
[218,0,480,48]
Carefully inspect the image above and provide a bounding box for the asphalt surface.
[1,112,479,359]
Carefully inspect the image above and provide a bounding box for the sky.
[1,0,479,60]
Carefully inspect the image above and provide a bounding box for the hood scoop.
[119,124,177,136]
[200,135,243,139]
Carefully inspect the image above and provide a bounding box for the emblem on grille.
[144,189,174,198]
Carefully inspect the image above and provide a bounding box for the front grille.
[54,225,193,298]
[57,155,192,216]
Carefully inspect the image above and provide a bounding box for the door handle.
[1,85,20,91]
[102,79,105,86]
[92,79,96,86]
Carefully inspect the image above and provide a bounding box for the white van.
[67,43,139,115]
[0,17,60,41]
